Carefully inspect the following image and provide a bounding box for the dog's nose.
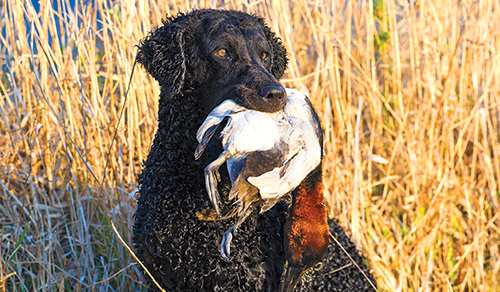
[258,85,286,104]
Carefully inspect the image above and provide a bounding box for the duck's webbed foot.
[220,225,236,261]
[219,203,257,260]
[205,164,222,215]
[204,150,232,215]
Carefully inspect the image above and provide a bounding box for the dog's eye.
[262,52,268,59]
[217,49,228,57]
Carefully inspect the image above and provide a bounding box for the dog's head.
[137,9,288,113]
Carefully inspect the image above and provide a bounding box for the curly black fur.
[133,9,376,291]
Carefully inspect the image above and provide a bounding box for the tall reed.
[1,0,499,291]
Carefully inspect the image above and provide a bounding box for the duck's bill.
[279,262,306,292]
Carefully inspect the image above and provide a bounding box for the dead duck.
[195,88,325,264]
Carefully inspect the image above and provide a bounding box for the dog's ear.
[258,18,288,80]
[137,19,186,99]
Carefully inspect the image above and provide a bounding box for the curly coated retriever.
[133,9,376,291]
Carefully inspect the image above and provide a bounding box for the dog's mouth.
[209,84,287,114]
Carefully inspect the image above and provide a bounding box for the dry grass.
[1,0,499,291]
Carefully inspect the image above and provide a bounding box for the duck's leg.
[220,203,256,260]
[204,150,233,215]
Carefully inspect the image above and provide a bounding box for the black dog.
[134,9,376,291]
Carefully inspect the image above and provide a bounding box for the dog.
[133,9,376,291]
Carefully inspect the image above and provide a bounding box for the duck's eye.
[217,49,228,57]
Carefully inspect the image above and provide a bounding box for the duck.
[194,89,329,290]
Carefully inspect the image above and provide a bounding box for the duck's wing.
[248,89,323,203]
[247,135,321,201]
[194,99,245,160]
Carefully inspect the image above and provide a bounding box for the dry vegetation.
[1,0,499,291]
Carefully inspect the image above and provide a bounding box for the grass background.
[1,0,499,291]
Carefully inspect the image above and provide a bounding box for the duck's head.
[280,166,329,291]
